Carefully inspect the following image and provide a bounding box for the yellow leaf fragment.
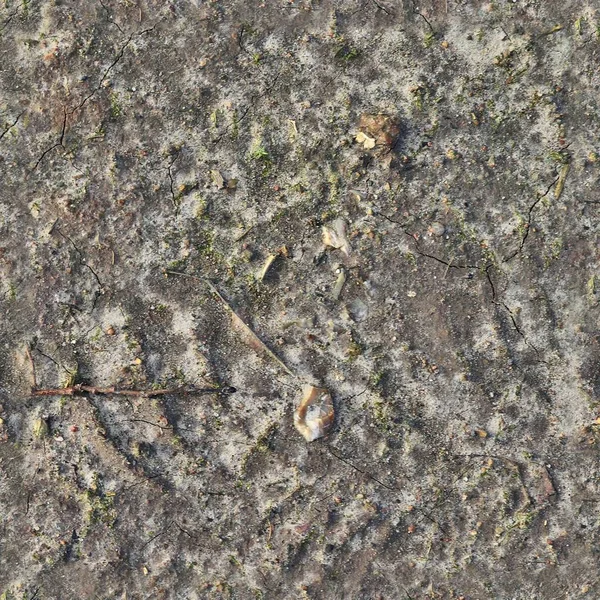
[554,163,570,199]
[355,131,376,149]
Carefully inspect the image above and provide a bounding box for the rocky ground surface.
[2,0,600,598]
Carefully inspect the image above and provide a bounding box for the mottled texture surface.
[1,0,600,598]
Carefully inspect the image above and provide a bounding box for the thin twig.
[165,270,297,378]
[31,384,230,397]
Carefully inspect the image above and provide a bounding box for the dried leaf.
[294,385,334,442]
[555,163,570,199]
[229,311,294,376]
[355,131,376,149]
[332,269,346,300]
[210,169,225,189]
[357,113,400,148]
[257,253,278,281]
[322,219,352,256]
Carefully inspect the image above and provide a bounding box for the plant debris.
[323,218,352,256]
[355,131,376,149]
[356,113,400,149]
[210,170,237,189]
[332,268,347,300]
[257,253,278,281]
[166,271,296,378]
[555,163,570,199]
[31,384,230,397]
[294,384,335,442]
[210,169,225,189]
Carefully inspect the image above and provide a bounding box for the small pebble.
[430,222,445,236]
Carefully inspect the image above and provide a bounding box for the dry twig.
[31,384,231,397]
[165,270,296,377]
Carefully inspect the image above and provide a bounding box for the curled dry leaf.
[356,113,400,149]
[210,169,225,189]
[355,131,376,149]
[294,384,334,442]
[322,218,351,256]
[332,269,346,300]
[257,253,278,282]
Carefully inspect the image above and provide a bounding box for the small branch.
[31,384,233,397]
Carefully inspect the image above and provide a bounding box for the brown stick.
[31,384,229,397]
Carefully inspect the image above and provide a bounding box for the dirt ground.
[2,0,600,598]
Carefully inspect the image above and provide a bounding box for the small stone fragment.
[294,385,334,442]
[348,298,368,322]
[429,222,445,236]
[106,326,116,336]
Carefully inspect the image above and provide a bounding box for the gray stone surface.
[1,0,600,598]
